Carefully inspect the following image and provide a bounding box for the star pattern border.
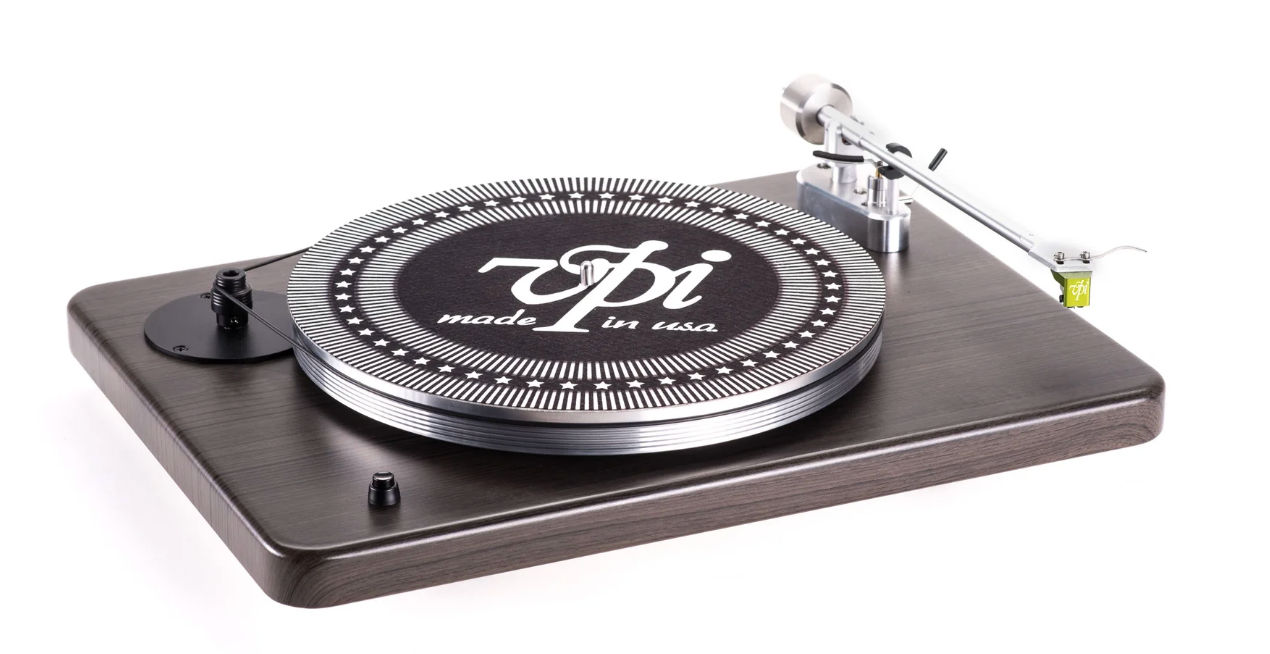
[324,192,841,391]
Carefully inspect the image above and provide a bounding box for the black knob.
[367,471,400,507]
[210,268,253,330]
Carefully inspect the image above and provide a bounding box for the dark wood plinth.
[67,173,1164,608]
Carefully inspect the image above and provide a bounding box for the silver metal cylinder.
[822,118,860,188]
[780,75,853,145]
[867,175,900,214]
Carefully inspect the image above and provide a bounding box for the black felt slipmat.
[397,213,781,361]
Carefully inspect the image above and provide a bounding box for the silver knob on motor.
[780,74,853,144]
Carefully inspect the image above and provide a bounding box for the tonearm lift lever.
[780,74,1143,308]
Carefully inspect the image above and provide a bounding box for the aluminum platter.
[289,178,884,455]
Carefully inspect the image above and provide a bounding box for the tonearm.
[780,74,1143,308]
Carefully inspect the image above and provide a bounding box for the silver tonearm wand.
[780,74,1143,308]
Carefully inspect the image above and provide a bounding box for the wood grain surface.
[67,172,1165,607]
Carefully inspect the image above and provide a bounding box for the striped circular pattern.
[289,179,885,454]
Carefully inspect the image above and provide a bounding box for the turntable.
[68,75,1164,606]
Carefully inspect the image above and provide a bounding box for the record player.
[67,75,1164,607]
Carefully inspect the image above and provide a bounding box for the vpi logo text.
[436,240,730,333]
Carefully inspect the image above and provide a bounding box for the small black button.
[368,471,400,507]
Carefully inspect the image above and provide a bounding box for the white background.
[3,1,1267,651]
